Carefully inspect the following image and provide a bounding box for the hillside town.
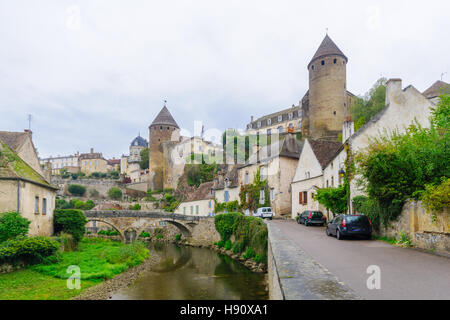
[0,7,449,303]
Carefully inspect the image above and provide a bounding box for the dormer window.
[257,121,261,128]
[225,178,229,187]
[278,115,282,122]
[267,118,271,125]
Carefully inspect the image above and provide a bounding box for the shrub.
[129,204,141,210]
[243,247,255,259]
[0,237,59,264]
[232,241,245,254]
[254,254,263,263]
[422,178,450,214]
[156,234,163,240]
[139,231,150,238]
[88,188,100,198]
[214,212,242,241]
[175,233,181,241]
[316,185,348,214]
[98,229,120,236]
[53,209,88,245]
[0,212,31,243]
[224,239,232,250]
[68,184,86,196]
[216,240,225,248]
[108,187,123,200]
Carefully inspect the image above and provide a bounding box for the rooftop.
[308,34,347,68]
[150,106,179,129]
[308,139,343,169]
[422,80,450,99]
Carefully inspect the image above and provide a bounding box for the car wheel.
[305,220,308,227]
[326,227,331,237]
[337,229,343,240]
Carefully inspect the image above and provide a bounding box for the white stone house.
[175,181,215,217]
[213,166,240,211]
[291,139,343,220]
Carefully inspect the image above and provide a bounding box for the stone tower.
[308,34,348,140]
[149,106,180,190]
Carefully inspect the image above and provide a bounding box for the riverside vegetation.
[0,209,149,300]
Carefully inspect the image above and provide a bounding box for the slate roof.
[130,135,148,147]
[0,131,28,151]
[308,34,347,68]
[214,165,239,190]
[150,106,179,128]
[308,139,343,169]
[422,80,450,99]
[183,181,215,202]
[0,139,56,189]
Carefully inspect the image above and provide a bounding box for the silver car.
[253,207,274,219]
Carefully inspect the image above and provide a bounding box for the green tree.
[316,186,348,214]
[139,148,149,170]
[107,187,123,200]
[0,212,31,243]
[68,184,86,197]
[351,78,387,131]
[53,209,88,245]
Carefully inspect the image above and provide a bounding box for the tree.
[54,209,88,245]
[0,212,30,243]
[316,186,348,214]
[68,184,86,196]
[139,148,149,170]
[351,78,387,131]
[108,187,123,200]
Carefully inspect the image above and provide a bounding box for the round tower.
[148,105,180,190]
[308,34,348,140]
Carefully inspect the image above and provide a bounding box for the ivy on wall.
[239,168,270,213]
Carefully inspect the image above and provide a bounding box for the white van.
[253,207,274,219]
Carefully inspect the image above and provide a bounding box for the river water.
[110,242,268,300]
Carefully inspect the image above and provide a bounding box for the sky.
[0,0,449,159]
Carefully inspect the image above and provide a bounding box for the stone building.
[148,106,180,190]
[0,133,58,236]
[290,139,343,220]
[79,148,108,175]
[238,133,303,217]
[120,135,148,183]
[245,34,355,141]
[40,152,80,176]
[214,165,240,210]
[174,181,215,216]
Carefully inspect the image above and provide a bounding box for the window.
[270,188,274,201]
[333,110,336,115]
[321,60,325,65]
[209,201,211,208]
[196,205,199,215]
[245,193,249,202]
[267,129,272,135]
[331,176,334,187]
[167,127,170,130]
[259,189,265,204]
[267,118,271,125]
[303,191,308,204]
[183,207,186,214]
[288,112,293,120]
[312,65,314,70]
[288,123,293,130]
[278,115,282,122]
[160,126,163,130]
[260,167,265,181]
[299,192,302,204]
[298,110,302,117]
[225,178,229,187]
[224,191,229,202]
[210,188,214,196]
[42,198,47,215]
[278,126,283,133]
[298,120,302,128]
[326,180,329,187]
[190,206,193,214]
[257,121,261,128]
[245,172,249,185]
[35,196,39,213]
[333,58,337,64]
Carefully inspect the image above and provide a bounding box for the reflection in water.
[111,243,268,300]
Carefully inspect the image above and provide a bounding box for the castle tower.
[308,34,348,140]
[148,106,180,190]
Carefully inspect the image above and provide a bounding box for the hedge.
[0,237,59,265]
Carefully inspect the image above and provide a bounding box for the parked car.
[297,210,326,226]
[253,207,274,219]
[326,214,372,240]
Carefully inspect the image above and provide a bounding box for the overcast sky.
[0,0,449,159]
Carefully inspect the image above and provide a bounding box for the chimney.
[251,116,254,122]
[90,148,94,154]
[44,162,52,182]
[386,78,402,106]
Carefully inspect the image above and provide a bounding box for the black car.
[326,214,372,240]
[297,210,326,226]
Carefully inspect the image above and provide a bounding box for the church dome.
[130,135,148,147]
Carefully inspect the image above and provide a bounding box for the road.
[270,219,450,300]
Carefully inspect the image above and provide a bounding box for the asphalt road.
[271,219,450,300]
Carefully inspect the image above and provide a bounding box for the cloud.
[0,0,449,158]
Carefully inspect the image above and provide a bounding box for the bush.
[98,229,120,236]
[232,241,245,254]
[216,240,225,248]
[68,184,86,196]
[422,178,450,214]
[214,212,242,241]
[54,209,88,245]
[156,234,163,240]
[243,247,255,259]
[175,233,181,241]
[139,231,150,238]
[129,204,141,211]
[0,237,59,264]
[224,240,232,250]
[316,185,348,214]
[0,212,31,243]
[108,187,123,200]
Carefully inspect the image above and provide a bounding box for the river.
[110,242,268,300]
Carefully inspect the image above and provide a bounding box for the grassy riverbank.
[0,238,149,300]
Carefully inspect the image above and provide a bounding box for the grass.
[0,269,100,300]
[0,238,149,299]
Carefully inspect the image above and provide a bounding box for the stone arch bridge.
[84,210,220,244]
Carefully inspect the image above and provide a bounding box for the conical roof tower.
[150,106,179,129]
[308,34,347,68]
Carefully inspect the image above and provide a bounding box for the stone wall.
[52,178,123,198]
[379,200,449,253]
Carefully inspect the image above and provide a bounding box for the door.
[330,216,342,235]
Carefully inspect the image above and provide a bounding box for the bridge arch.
[86,218,125,242]
[163,220,192,238]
